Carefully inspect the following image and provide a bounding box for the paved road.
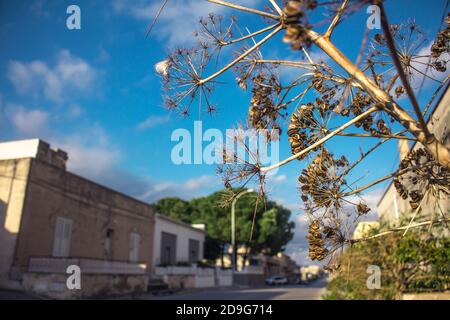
[147,277,328,300]
[0,278,328,300]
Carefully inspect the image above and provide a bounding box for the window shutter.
[62,218,72,256]
[129,232,140,262]
[52,217,72,257]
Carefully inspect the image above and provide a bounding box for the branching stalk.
[260,106,379,172]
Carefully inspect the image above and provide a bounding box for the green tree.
[192,190,295,264]
[154,189,295,266]
[255,202,295,255]
[155,197,193,223]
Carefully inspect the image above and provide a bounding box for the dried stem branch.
[324,0,349,39]
[336,132,416,141]
[221,23,279,45]
[206,0,280,20]
[260,105,379,172]
[305,29,450,168]
[342,162,436,197]
[268,0,283,16]
[199,24,282,85]
[350,218,450,244]
[378,1,430,139]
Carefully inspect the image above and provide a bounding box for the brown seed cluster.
[288,104,316,160]
[306,220,328,261]
[288,98,338,160]
[395,86,405,98]
[394,148,449,210]
[298,149,346,209]
[248,74,282,133]
[356,202,370,215]
[431,13,450,72]
[311,73,339,104]
[340,90,392,136]
[282,1,317,50]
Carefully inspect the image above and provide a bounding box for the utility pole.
[231,188,254,273]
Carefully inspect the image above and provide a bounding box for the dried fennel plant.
[156,0,450,264]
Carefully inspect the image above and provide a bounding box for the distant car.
[265,276,288,285]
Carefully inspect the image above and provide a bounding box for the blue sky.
[0,0,448,263]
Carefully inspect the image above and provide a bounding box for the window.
[160,232,177,265]
[52,217,72,257]
[129,232,140,263]
[105,229,114,260]
[188,239,200,263]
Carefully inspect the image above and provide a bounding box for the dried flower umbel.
[162,46,216,116]
[282,0,316,50]
[368,20,446,85]
[288,102,330,160]
[248,74,283,135]
[430,13,450,72]
[217,125,268,199]
[299,148,373,261]
[306,220,328,261]
[394,148,450,210]
[195,14,236,58]
[299,149,347,210]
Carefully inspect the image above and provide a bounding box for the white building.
[153,214,206,267]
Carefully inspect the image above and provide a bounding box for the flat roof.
[156,213,206,234]
[0,138,41,160]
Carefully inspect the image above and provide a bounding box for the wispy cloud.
[138,174,221,202]
[136,114,170,131]
[8,49,96,103]
[113,0,260,46]
[410,40,449,88]
[6,105,50,136]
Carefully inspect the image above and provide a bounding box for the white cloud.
[30,0,50,18]
[67,104,83,119]
[285,213,313,265]
[136,114,170,130]
[138,174,221,202]
[270,174,287,184]
[6,105,50,135]
[410,40,450,88]
[113,0,260,46]
[8,50,96,103]
[183,175,218,189]
[58,134,121,178]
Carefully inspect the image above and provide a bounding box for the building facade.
[0,139,155,298]
[153,214,205,267]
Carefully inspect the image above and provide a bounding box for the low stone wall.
[22,272,148,299]
[217,269,233,287]
[402,292,450,300]
[154,266,232,289]
[21,257,149,299]
[233,273,265,287]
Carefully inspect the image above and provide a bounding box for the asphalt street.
[148,277,328,300]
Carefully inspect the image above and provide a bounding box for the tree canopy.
[154,189,295,260]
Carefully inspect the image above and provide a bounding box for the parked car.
[265,276,288,285]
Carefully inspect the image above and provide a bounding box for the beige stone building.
[377,85,450,225]
[0,139,155,298]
